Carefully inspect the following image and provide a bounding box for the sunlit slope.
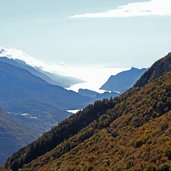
[4,53,171,171]
[21,70,171,171]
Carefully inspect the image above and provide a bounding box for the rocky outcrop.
[135,52,171,87]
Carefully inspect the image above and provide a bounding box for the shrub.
[146,163,157,171]
[134,139,144,148]
[160,123,169,131]
[114,167,122,171]
[157,164,171,171]
[165,148,171,160]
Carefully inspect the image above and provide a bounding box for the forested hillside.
[3,53,171,171]
[18,69,171,171]
[5,98,116,171]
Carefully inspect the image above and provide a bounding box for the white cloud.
[70,0,171,19]
[0,47,75,76]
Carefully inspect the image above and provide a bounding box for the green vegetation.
[5,97,117,171]
[3,53,171,171]
[20,70,171,171]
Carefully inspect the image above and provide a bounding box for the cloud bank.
[0,48,71,75]
[70,0,171,19]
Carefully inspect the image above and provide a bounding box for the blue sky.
[0,0,171,90]
[1,0,171,68]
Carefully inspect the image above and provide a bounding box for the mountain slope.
[0,56,57,86]
[0,51,83,88]
[0,108,36,164]
[100,67,147,92]
[5,98,116,171]
[135,52,171,88]
[22,62,171,171]
[4,53,171,171]
[0,61,90,110]
[41,111,171,171]
[0,61,91,134]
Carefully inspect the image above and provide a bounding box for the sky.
[0,0,171,90]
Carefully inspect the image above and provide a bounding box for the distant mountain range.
[0,60,92,133]
[4,53,171,171]
[100,67,147,92]
[78,67,148,99]
[0,56,147,163]
[0,57,93,163]
[0,56,83,88]
[0,60,91,109]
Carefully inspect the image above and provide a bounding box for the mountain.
[100,67,147,92]
[135,52,171,88]
[4,53,171,171]
[0,61,92,134]
[0,56,83,88]
[78,88,119,100]
[4,98,116,171]
[0,107,36,164]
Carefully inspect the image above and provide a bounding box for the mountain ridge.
[0,56,83,88]
[100,67,147,92]
[135,52,171,87]
[0,60,91,109]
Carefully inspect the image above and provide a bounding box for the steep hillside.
[101,67,147,92]
[0,108,36,164]
[135,52,171,88]
[4,53,171,171]
[20,65,171,171]
[5,98,116,171]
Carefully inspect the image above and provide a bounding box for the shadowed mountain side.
[0,108,36,164]
[0,61,91,111]
[0,56,83,88]
[101,67,147,92]
[0,61,92,137]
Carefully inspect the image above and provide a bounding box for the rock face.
[100,67,147,92]
[135,52,171,87]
